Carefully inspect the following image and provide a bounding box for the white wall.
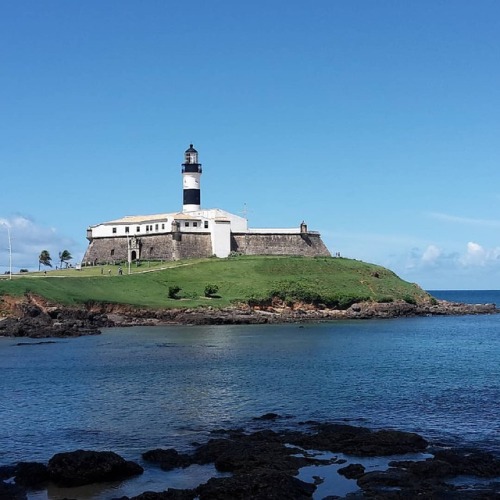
[90,220,170,238]
[192,209,248,232]
[211,220,231,257]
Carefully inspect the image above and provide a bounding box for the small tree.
[59,250,72,269]
[204,284,219,297]
[168,285,181,299]
[38,250,52,271]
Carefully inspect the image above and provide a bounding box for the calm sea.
[1,290,499,499]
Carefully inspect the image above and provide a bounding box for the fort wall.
[82,233,213,264]
[231,233,331,257]
[83,231,330,265]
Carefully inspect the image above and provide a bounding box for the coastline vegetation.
[0,255,430,309]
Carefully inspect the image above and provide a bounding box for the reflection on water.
[27,463,224,500]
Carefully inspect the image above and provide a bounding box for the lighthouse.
[182,144,202,212]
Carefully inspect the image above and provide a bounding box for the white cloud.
[391,240,500,289]
[421,244,441,265]
[427,212,500,228]
[0,214,78,272]
[460,241,500,267]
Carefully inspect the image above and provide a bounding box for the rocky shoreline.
[0,294,497,338]
[2,416,500,499]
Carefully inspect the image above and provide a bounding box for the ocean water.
[1,290,499,498]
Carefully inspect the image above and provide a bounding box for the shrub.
[204,284,219,297]
[267,281,324,306]
[377,296,394,303]
[403,295,417,305]
[247,295,272,308]
[168,285,181,299]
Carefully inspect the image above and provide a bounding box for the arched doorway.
[131,250,137,261]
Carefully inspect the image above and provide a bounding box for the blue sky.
[1,1,499,289]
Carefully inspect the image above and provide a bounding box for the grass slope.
[0,256,429,309]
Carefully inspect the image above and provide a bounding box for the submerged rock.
[142,449,191,471]
[337,463,365,479]
[125,490,196,499]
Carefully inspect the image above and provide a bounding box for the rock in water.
[47,450,143,486]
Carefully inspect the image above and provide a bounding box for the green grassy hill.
[0,256,430,309]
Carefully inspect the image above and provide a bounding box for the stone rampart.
[82,231,330,264]
[82,233,213,265]
[231,233,330,257]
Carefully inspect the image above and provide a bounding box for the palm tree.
[59,250,72,269]
[38,250,52,271]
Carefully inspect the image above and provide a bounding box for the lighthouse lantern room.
[182,144,202,212]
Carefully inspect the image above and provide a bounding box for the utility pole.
[7,225,12,280]
[1,222,12,280]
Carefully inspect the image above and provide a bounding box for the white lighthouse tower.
[182,144,202,212]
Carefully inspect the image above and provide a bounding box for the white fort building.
[83,145,330,265]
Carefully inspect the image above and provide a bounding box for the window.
[136,226,140,232]
[155,224,158,231]
[110,249,115,256]
[161,224,165,230]
[149,246,154,255]
[125,227,129,233]
[185,222,189,227]
[193,222,198,227]
[204,221,209,229]
[146,226,149,232]
[112,227,117,234]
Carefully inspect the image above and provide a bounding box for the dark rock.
[0,465,16,480]
[355,468,466,499]
[389,458,455,478]
[190,426,331,477]
[0,314,102,338]
[338,463,365,479]
[253,412,280,421]
[22,305,43,318]
[433,449,500,477]
[142,449,191,470]
[357,468,415,489]
[195,470,315,499]
[193,436,308,474]
[0,480,26,500]
[288,423,428,456]
[48,450,143,486]
[346,429,428,456]
[345,299,498,319]
[124,489,195,499]
[14,462,49,486]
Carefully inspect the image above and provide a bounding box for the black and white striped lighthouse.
[182,144,202,212]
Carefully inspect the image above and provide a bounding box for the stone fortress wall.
[231,232,330,257]
[82,231,330,265]
[83,233,213,264]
